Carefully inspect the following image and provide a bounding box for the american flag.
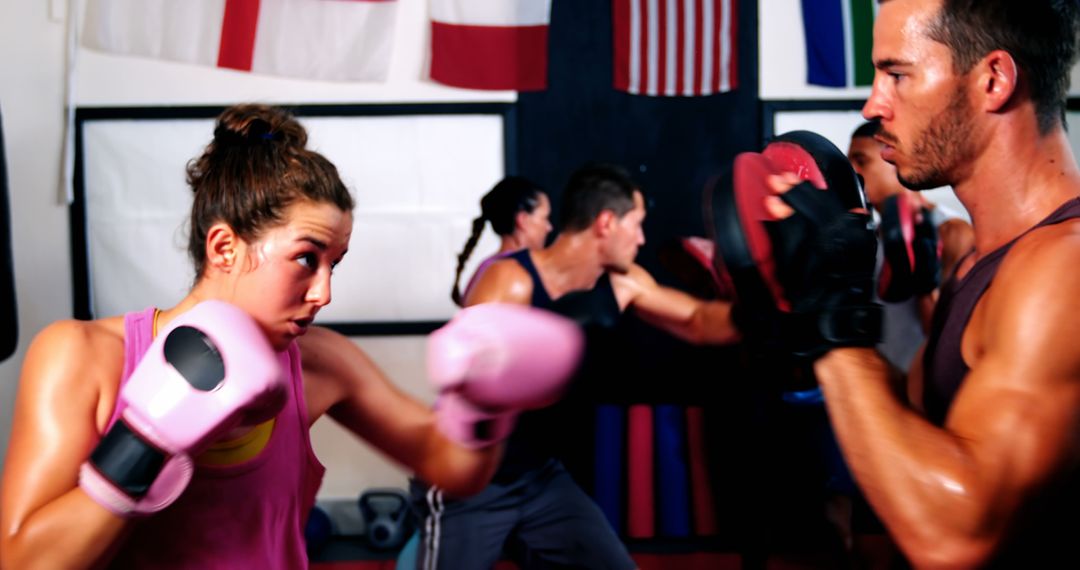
[613,0,738,97]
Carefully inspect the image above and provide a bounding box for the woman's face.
[230,200,353,350]
[518,193,553,250]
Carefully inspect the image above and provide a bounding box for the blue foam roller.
[655,404,691,537]
[594,403,625,532]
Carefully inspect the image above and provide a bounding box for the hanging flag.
[613,0,738,97]
[429,0,552,91]
[82,0,398,82]
[801,0,875,88]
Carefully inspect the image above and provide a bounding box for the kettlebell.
[358,488,411,550]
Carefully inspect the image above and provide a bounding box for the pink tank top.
[106,307,326,569]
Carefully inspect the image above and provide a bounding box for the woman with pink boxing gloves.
[0,104,582,569]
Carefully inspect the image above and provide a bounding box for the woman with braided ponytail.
[452,176,552,306]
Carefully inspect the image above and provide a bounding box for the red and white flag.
[82,0,398,82]
[613,0,738,96]
[429,0,551,91]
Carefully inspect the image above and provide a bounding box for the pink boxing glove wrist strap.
[86,419,168,498]
[79,419,194,517]
[435,392,517,450]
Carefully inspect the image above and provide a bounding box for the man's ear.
[593,210,616,237]
[979,49,1018,113]
[205,222,240,272]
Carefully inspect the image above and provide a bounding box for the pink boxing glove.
[427,303,585,449]
[79,300,287,517]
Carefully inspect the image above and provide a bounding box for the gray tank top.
[921,198,1080,567]
[923,197,1080,424]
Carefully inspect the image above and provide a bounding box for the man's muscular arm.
[611,264,739,345]
[814,226,1080,569]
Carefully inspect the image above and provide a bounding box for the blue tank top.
[495,250,619,481]
[505,248,555,307]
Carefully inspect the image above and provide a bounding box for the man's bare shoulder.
[979,219,1080,370]
[482,257,530,280]
[465,257,533,305]
[1002,218,1080,278]
[951,219,1080,462]
[610,262,651,282]
[608,263,655,297]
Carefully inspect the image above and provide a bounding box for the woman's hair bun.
[213,104,307,150]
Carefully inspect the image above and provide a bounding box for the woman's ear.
[205,222,239,272]
[515,209,531,232]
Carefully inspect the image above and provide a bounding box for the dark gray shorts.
[410,460,635,570]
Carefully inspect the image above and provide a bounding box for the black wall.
[513,0,763,406]
[516,0,760,275]
[0,109,16,362]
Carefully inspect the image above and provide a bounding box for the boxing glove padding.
[766,182,882,359]
[910,208,941,296]
[87,420,169,499]
[878,194,943,302]
[428,303,584,448]
[162,325,226,391]
[79,300,287,517]
[432,391,519,450]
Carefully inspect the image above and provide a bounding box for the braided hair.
[451,176,544,306]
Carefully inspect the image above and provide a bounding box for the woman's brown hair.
[185,104,354,280]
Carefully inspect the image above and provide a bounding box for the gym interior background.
[4,1,1080,568]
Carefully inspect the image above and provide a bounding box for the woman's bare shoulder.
[28,317,124,360]
[20,317,127,416]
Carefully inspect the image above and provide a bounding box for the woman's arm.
[300,327,501,498]
[0,320,132,570]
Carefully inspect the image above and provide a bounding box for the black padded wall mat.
[0,109,17,362]
[516,0,760,269]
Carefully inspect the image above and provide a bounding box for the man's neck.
[534,233,606,298]
[953,123,1080,257]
